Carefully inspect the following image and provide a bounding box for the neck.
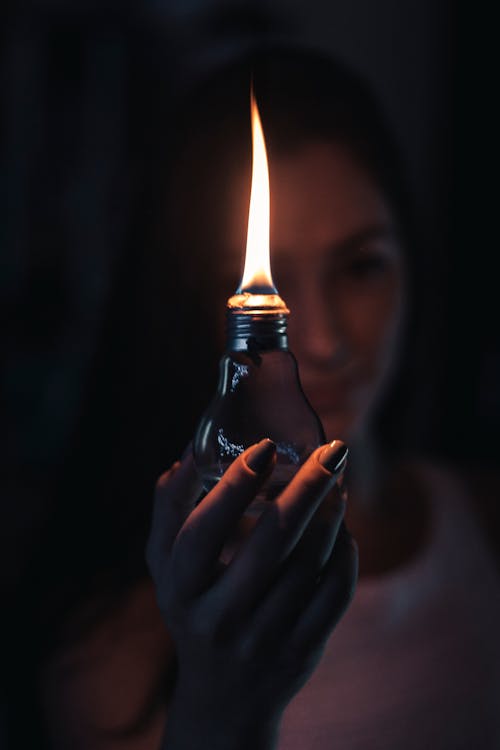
[344,428,382,515]
[342,429,432,578]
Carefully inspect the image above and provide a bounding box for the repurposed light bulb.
[193,90,325,500]
[193,292,325,500]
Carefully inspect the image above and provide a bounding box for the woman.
[37,45,500,749]
[146,45,500,749]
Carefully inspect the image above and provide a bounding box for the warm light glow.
[238,90,276,294]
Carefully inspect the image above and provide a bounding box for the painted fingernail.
[319,440,348,474]
[246,438,277,474]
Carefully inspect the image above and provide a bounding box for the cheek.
[337,276,404,372]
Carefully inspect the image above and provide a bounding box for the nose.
[289,277,346,369]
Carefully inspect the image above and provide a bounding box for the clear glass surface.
[194,349,325,500]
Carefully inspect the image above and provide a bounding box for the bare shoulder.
[40,576,173,749]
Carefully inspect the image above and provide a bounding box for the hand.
[146,439,358,749]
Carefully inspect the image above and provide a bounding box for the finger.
[294,484,347,569]
[213,440,348,619]
[239,494,347,653]
[289,525,358,654]
[171,439,276,598]
[146,450,202,577]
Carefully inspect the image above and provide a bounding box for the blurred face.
[221,141,406,442]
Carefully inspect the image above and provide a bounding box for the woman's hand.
[146,439,358,750]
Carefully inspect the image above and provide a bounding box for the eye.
[341,253,391,281]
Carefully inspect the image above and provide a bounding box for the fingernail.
[319,440,348,475]
[246,438,277,474]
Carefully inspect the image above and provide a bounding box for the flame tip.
[240,88,273,292]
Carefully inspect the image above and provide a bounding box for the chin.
[319,407,370,444]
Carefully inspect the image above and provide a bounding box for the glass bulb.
[193,293,325,504]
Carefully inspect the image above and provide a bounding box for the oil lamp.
[193,90,325,500]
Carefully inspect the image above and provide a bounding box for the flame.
[238,89,276,294]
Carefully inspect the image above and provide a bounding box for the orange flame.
[238,90,276,294]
